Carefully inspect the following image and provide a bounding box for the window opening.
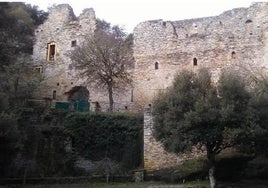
[47,42,56,61]
[52,90,56,100]
[131,89,134,102]
[231,51,236,59]
[35,66,43,74]
[95,102,101,112]
[155,62,159,70]
[193,58,198,66]
[71,40,77,47]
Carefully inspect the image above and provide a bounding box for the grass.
[0,181,210,188]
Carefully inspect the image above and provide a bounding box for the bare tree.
[69,27,133,112]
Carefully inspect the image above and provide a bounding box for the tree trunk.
[23,166,27,186]
[108,85,114,112]
[209,164,216,188]
[207,152,216,188]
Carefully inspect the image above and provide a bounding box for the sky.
[4,0,267,33]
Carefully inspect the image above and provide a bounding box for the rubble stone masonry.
[133,2,268,107]
[33,3,268,170]
[32,4,133,111]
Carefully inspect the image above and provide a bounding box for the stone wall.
[33,2,268,112]
[33,2,268,170]
[133,2,268,107]
[32,4,134,112]
[138,2,268,170]
[144,108,204,170]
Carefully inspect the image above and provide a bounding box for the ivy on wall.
[64,112,143,170]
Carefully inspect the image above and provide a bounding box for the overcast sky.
[4,0,266,33]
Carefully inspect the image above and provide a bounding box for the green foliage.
[0,56,40,111]
[152,69,258,187]
[153,69,257,156]
[0,113,20,177]
[174,157,205,178]
[0,2,47,64]
[0,2,47,112]
[65,112,143,170]
[250,73,268,155]
[36,126,76,177]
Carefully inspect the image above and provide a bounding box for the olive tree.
[152,69,257,188]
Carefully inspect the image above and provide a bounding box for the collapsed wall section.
[144,108,204,170]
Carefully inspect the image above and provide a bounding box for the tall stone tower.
[32,4,135,111]
[32,4,96,103]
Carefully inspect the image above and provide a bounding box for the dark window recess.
[162,21,166,27]
[52,90,57,100]
[35,66,43,74]
[193,58,198,66]
[71,40,77,47]
[49,45,55,60]
[148,104,152,107]
[57,83,60,86]
[125,106,128,110]
[47,42,56,61]
[131,89,134,102]
[231,51,236,59]
[155,62,159,70]
[245,19,252,24]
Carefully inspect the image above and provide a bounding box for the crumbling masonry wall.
[134,2,268,170]
[144,108,204,170]
[32,4,134,111]
[33,3,268,170]
[133,2,268,107]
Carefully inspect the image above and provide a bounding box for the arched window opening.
[155,62,159,70]
[193,58,198,66]
[231,51,236,59]
[47,41,56,61]
[65,86,90,112]
[245,19,252,24]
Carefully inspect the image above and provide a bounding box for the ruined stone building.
[134,2,268,170]
[32,3,268,170]
[32,4,133,112]
[133,2,268,107]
